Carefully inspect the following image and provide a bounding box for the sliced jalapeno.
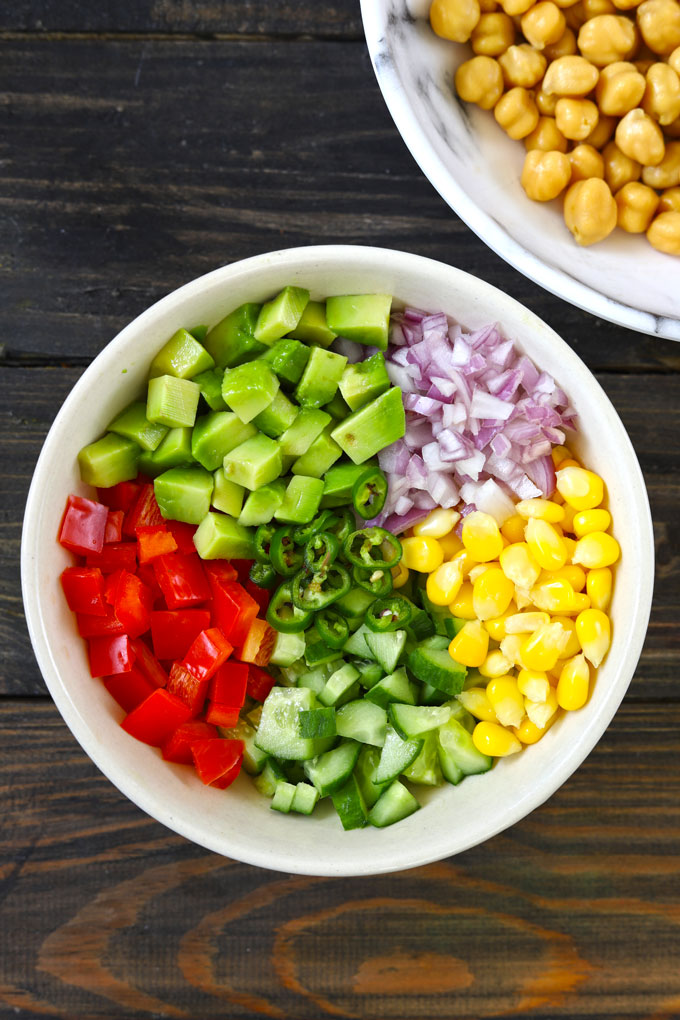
[291,563,351,612]
[313,608,349,650]
[249,561,278,590]
[304,531,340,574]
[324,507,354,545]
[266,580,313,633]
[270,526,305,577]
[344,527,402,570]
[352,466,388,520]
[365,595,413,632]
[292,509,337,546]
[353,563,394,597]
[254,522,277,564]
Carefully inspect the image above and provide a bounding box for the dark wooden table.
[2,4,679,1017]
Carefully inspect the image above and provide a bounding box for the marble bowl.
[361,0,680,341]
[22,246,654,876]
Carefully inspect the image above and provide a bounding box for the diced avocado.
[78,433,140,488]
[288,299,337,348]
[149,426,194,471]
[278,408,331,459]
[147,375,201,428]
[191,411,257,471]
[252,390,299,438]
[193,511,255,559]
[136,450,163,478]
[212,468,246,517]
[149,328,215,379]
[274,475,325,524]
[189,324,208,343]
[322,390,351,421]
[108,400,169,452]
[254,286,310,345]
[338,352,391,411]
[221,360,280,423]
[259,338,310,386]
[193,367,227,411]
[326,294,392,350]
[291,424,342,478]
[204,302,266,368]
[330,386,405,464]
[294,347,347,408]
[222,432,283,491]
[238,479,286,527]
[154,466,214,524]
[321,462,369,505]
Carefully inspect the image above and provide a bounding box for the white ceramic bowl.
[361,0,680,342]
[22,245,654,876]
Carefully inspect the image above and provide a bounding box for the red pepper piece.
[104,568,124,605]
[210,757,243,789]
[165,520,198,555]
[88,634,135,677]
[153,552,211,609]
[59,494,109,556]
[246,665,276,702]
[191,737,244,786]
[230,559,254,584]
[97,479,141,511]
[103,667,156,713]
[150,609,211,660]
[129,637,168,688]
[135,562,165,605]
[123,483,164,538]
[204,561,238,586]
[104,510,124,544]
[167,662,210,715]
[121,688,193,746]
[77,606,125,638]
[161,720,218,764]
[236,617,276,666]
[245,578,271,613]
[182,627,233,682]
[86,542,138,574]
[137,524,178,565]
[60,566,107,616]
[113,571,154,639]
[209,661,248,707]
[204,703,241,728]
[208,578,259,646]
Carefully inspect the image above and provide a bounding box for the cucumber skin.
[368,781,420,828]
[407,643,467,696]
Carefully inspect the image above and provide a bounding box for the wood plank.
[2,37,680,372]
[0,699,678,1019]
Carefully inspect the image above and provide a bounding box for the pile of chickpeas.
[430,0,680,253]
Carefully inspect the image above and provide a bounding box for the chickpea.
[646,210,680,252]
[595,61,646,115]
[564,177,618,243]
[543,27,579,59]
[642,141,680,187]
[603,139,642,189]
[636,0,680,56]
[565,0,616,28]
[471,11,516,53]
[455,55,506,107]
[555,97,600,138]
[543,54,600,95]
[670,47,680,76]
[577,15,639,66]
[498,43,547,85]
[494,85,540,136]
[665,115,680,138]
[615,180,660,230]
[480,0,499,10]
[521,148,573,197]
[569,142,606,180]
[584,112,617,147]
[430,0,482,41]
[642,64,680,125]
[524,114,570,149]
[612,0,643,8]
[635,59,656,75]
[659,186,680,211]
[500,0,535,15]
[521,2,566,47]
[536,85,559,113]
[615,107,666,164]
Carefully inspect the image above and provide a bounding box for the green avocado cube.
[291,425,342,478]
[149,328,215,379]
[277,408,331,460]
[287,300,337,348]
[321,462,368,506]
[259,338,310,387]
[148,426,194,472]
[147,375,201,428]
[191,411,257,471]
[212,468,246,517]
[326,294,392,351]
[275,475,325,524]
[253,286,310,345]
[238,479,287,527]
[338,352,391,411]
[193,511,255,560]
[204,303,266,368]
[294,347,347,408]
[108,400,169,452]
[192,367,227,411]
[323,391,351,421]
[154,466,214,524]
[221,361,280,423]
[331,387,405,464]
[222,433,283,490]
[252,390,299,438]
[78,433,140,488]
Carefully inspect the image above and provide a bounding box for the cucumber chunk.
[303,740,362,797]
[365,629,407,675]
[437,717,493,784]
[354,745,391,809]
[318,663,360,708]
[407,636,468,696]
[368,780,420,828]
[401,730,443,786]
[298,707,337,739]
[364,667,417,709]
[269,631,306,668]
[271,780,297,813]
[388,703,453,740]
[331,774,368,830]
[254,758,287,797]
[335,699,387,747]
[374,725,423,785]
[291,782,320,815]
[218,718,269,775]
[255,687,331,761]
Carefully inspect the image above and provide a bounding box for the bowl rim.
[21,244,655,875]
[360,0,680,343]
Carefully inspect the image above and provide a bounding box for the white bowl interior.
[361,0,680,341]
[22,245,654,876]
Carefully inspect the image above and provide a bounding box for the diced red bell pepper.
[104,568,125,605]
[209,661,248,707]
[167,662,210,716]
[153,552,211,609]
[103,667,156,713]
[236,617,276,666]
[208,578,259,646]
[191,737,244,787]
[129,637,168,688]
[97,479,142,512]
[211,758,243,789]
[165,520,198,555]
[113,571,153,639]
[230,559,254,584]
[77,606,125,638]
[204,703,241,728]
[161,719,218,764]
[245,578,271,613]
[137,524,178,565]
[247,665,276,702]
[59,494,109,556]
[204,561,238,586]
[182,627,233,682]
[60,566,107,616]
[86,542,138,574]
[135,562,165,605]
[120,688,193,746]
[150,609,212,660]
[88,634,135,677]
[104,510,124,543]
[123,483,164,537]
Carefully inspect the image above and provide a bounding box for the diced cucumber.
[331,774,368,830]
[147,375,201,429]
[419,682,449,706]
[193,511,254,559]
[342,623,374,659]
[401,730,443,786]
[78,433,140,487]
[298,707,337,739]
[255,687,331,761]
[388,703,453,740]
[335,699,387,747]
[325,294,392,350]
[254,286,310,346]
[448,699,476,732]
[271,780,297,813]
[108,400,169,451]
[254,758,288,797]
[364,667,417,709]
[296,660,339,696]
[355,660,383,690]
[303,740,362,797]
[221,361,280,423]
[365,629,407,675]
[303,636,340,669]
[204,302,266,369]
[291,782,319,815]
[222,433,283,491]
[368,780,420,828]
[318,663,360,707]
[407,636,468,696]
[437,717,493,783]
[354,745,391,809]
[149,327,215,379]
[330,387,405,465]
[374,725,423,784]
[154,466,213,524]
[269,631,306,668]
[288,299,337,347]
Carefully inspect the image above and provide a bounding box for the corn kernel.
[500,541,542,588]
[572,531,620,569]
[501,513,527,544]
[515,497,566,523]
[540,564,587,591]
[573,508,612,537]
[457,687,498,722]
[483,601,518,640]
[500,633,526,668]
[413,507,461,538]
[575,608,611,667]
[391,560,410,589]
[525,688,559,729]
[472,566,515,621]
[530,577,578,612]
[468,563,494,583]
[521,620,569,671]
[473,720,522,757]
[513,714,555,744]
[439,529,464,559]
[552,614,581,657]
[562,535,577,560]
[401,536,445,573]
[449,619,489,667]
[558,458,580,469]
[461,511,504,562]
[479,649,515,677]
[517,667,551,701]
[449,581,476,619]
[551,444,572,467]
[486,675,525,727]
[556,465,604,510]
[426,559,465,605]
[525,517,568,570]
[559,502,578,534]
[555,592,592,614]
[586,567,612,611]
[557,652,590,709]
[513,586,533,610]
[504,611,550,633]
[450,548,479,577]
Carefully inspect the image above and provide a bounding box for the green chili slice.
[291,563,351,612]
[313,608,350,650]
[353,563,394,597]
[270,526,305,577]
[324,507,354,545]
[365,595,414,633]
[248,561,278,590]
[344,527,402,570]
[292,509,337,547]
[352,466,388,520]
[304,531,340,574]
[254,522,277,564]
[266,580,313,633]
